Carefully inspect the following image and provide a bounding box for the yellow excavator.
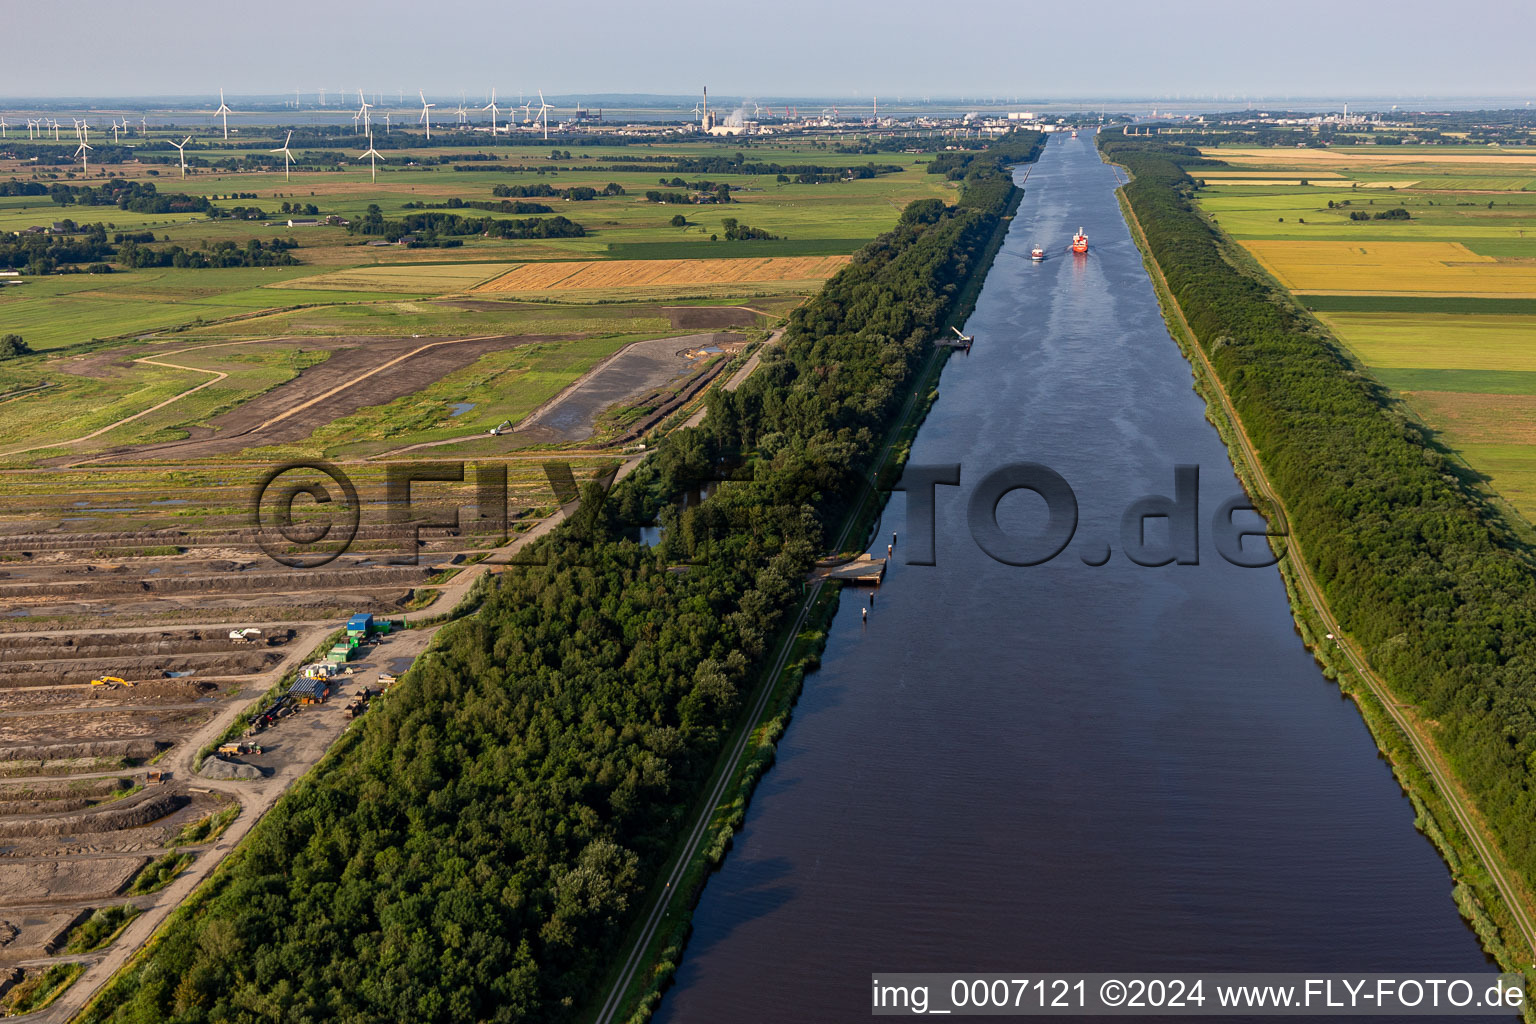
[90,676,132,688]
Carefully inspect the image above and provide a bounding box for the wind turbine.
[111,119,122,143]
[356,89,372,134]
[419,90,435,140]
[455,100,468,126]
[270,130,295,181]
[520,100,533,124]
[140,116,147,134]
[690,101,702,122]
[215,88,232,139]
[75,132,92,174]
[482,88,500,135]
[171,136,191,177]
[536,90,552,140]
[0,117,7,139]
[26,119,36,140]
[358,131,384,182]
[50,119,61,141]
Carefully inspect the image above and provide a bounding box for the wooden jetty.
[936,325,973,352]
[808,555,887,585]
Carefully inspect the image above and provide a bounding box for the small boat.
[1071,228,1088,254]
[1071,129,1078,138]
[1030,245,1045,261]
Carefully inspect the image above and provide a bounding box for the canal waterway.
[655,133,1502,1022]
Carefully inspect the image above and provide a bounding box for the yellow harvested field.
[1200,169,1347,179]
[476,256,851,293]
[1205,148,1536,168]
[1405,391,1536,446]
[1244,240,1536,296]
[1204,178,1419,188]
[266,264,516,293]
[1201,178,1419,188]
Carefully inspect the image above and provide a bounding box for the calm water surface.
[655,135,1502,1022]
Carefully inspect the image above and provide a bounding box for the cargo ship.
[1071,228,1088,254]
[1030,244,1045,261]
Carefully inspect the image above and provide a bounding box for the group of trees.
[347,204,585,244]
[0,186,301,272]
[719,217,777,241]
[489,182,624,200]
[1100,132,1536,901]
[33,179,216,215]
[0,334,30,359]
[0,224,116,273]
[643,187,728,205]
[80,131,1043,1024]
[115,236,299,269]
[404,197,554,215]
[657,177,732,194]
[602,153,904,180]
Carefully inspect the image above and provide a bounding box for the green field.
[180,298,676,339]
[1299,294,1536,314]
[306,333,659,459]
[1317,313,1536,371]
[0,131,947,472]
[1372,368,1536,395]
[1190,145,1536,521]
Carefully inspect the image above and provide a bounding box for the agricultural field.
[474,253,851,297]
[0,123,974,1005]
[1190,144,1536,520]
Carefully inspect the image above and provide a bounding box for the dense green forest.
[80,129,1042,1024]
[1099,133,1536,895]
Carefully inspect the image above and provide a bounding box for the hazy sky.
[5,0,1532,100]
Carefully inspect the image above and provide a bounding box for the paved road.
[1120,191,1536,964]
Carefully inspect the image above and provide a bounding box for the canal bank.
[1108,142,1536,988]
[593,147,1036,1024]
[652,132,1507,1023]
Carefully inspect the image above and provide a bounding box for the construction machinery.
[218,741,263,757]
[90,676,129,688]
[229,628,262,643]
[489,419,512,436]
